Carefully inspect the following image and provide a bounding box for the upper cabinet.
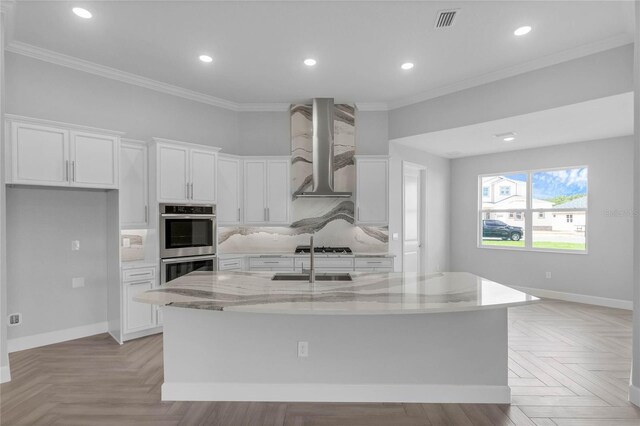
[217,155,242,226]
[120,140,149,228]
[355,156,389,225]
[152,138,220,205]
[243,157,290,225]
[5,116,121,189]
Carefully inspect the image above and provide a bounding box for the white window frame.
[478,166,588,254]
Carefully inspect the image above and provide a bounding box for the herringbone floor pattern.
[1,300,639,425]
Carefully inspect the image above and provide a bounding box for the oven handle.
[160,214,216,218]
[161,255,218,265]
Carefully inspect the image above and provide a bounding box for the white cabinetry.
[120,140,149,228]
[243,157,290,225]
[355,156,389,225]
[122,267,158,336]
[6,116,121,189]
[294,257,354,272]
[153,138,220,205]
[217,155,242,225]
[354,257,394,272]
[247,257,294,271]
[219,257,244,271]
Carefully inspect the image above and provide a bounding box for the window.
[482,187,489,197]
[479,167,587,252]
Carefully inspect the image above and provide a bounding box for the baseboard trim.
[630,384,640,407]
[123,326,162,342]
[0,365,11,383]
[8,321,108,353]
[162,382,511,404]
[511,286,632,310]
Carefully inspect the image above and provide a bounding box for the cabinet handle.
[144,205,148,223]
[263,261,281,264]
[357,207,360,221]
[264,207,267,221]
[72,161,76,182]
[186,183,189,199]
[267,207,269,221]
[190,183,194,199]
[237,208,240,222]
[65,160,69,181]
[367,261,383,264]
[128,272,149,277]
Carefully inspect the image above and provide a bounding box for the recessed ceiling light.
[199,55,213,63]
[503,136,516,142]
[514,26,532,36]
[72,7,92,19]
[401,62,414,70]
[304,58,317,66]
[495,131,517,142]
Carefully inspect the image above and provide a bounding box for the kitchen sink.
[271,273,353,281]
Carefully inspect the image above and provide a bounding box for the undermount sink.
[271,273,353,281]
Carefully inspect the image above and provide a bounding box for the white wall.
[450,136,635,302]
[5,53,240,153]
[389,143,450,273]
[0,5,10,382]
[356,110,389,155]
[6,187,109,340]
[389,45,634,140]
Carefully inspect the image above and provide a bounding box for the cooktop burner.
[295,246,353,255]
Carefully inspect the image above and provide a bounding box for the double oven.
[159,204,217,285]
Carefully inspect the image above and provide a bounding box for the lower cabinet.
[123,280,155,334]
[122,266,161,338]
[354,257,394,272]
[219,257,244,271]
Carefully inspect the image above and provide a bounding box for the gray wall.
[237,111,291,156]
[389,143,450,273]
[6,187,109,339]
[5,53,241,153]
[450,136,635,302]
[389,45,634,140]
[356,110,389,155]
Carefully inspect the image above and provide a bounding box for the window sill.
[477,245,588,255]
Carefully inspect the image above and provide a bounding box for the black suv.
[482,220,523,241]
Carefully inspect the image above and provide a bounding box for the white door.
[124,281,155,333]
[356,158,388,224]
[11,122,69,186]
[217,156,242,225]
[403,163,425,274]
[120,143,148,227]
[71,131,119,188]
[244,160,267,224]
[266,160,290,224]
[190,149,217,204]
[158,144,189,202]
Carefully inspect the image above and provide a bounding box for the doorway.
[402,162,426,274]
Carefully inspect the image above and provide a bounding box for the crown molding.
[388,33,634,110]
[0,0,15,15]
[237,103,291,112]
[355,102,389,112]
[5,40,242,111]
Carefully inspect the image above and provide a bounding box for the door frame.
[401,161,427,274]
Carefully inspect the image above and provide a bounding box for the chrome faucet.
[309,235,315,283]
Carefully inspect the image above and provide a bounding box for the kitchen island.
[135,271,537,403]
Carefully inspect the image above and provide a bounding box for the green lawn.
[482,240,585,251]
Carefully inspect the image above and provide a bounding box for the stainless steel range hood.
[295,98,352,198]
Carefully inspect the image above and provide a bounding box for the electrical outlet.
[392,233,399,241]
[297,341,309,358]
[71,240,80,251]
[8,313,21,326]
[72,277,85,288]
[545,272,552,279]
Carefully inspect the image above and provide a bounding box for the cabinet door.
[356,159,388,225]
[124,281,155,333]
[157,144,189,202]
[71,131,119,188]
[243,160,267,224]
[120,143,148,228]
[11,122,69,186]
[217,157,241,225]
[266,160,290,224]
[190,149,217,204]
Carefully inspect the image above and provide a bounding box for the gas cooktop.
[295,246,353,255]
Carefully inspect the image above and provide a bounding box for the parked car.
[482,220,523,241]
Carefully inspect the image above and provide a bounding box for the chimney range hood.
[295,98,352,198]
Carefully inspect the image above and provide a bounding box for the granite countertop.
[134,271,538,315]
[218,252,395,258]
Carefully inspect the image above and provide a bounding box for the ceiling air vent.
[435,9,458,29]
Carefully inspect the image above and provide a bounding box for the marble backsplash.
[218,103,388,254]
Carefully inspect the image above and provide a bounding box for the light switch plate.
[71,240,80,251]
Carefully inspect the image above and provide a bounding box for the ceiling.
[6,1,635,108]
[391,92,634,158]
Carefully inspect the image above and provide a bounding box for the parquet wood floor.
[2,300,639,425]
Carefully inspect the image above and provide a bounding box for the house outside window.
[482,187,489,197]
[479,167,588,252]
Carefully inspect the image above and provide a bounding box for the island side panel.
[161,307,509,403]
